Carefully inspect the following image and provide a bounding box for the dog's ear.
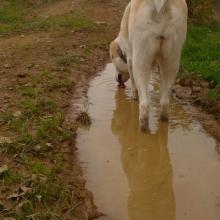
[117,45,127,64]
[110,40,119,60]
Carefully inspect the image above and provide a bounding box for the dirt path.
[0,0,219,219]
[0,0,128,219]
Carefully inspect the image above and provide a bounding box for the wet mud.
[77,64,220,220]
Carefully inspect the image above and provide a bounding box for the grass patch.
[0,1,106,35]
[208,88,220,101]
[0,1,24,23]
[76,111,92,126]
[0,166,22,185]
[30,162,50,176]
[20,86,40,97]
[32,70,75,91]
[29,12,104,32]
[37,116,60,140]
[181,23,220,86]
[56,54,80,67]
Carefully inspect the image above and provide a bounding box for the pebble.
[27,63,34,69]
[0,165,8,174]
[13,110,22,117]
[192,86,201,93]
[3,63,11,69]
[173,85,192,99]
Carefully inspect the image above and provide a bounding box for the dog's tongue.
[118,81,125,88]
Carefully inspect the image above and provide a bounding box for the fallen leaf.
[0,137,12,144]
[0,165,8,174]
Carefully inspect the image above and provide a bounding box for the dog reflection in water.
[111,89,175,220]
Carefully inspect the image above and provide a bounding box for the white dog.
[110,0,188,130]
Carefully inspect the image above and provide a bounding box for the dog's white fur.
[110,0,188,130]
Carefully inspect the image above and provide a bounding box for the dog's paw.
[160,113,169,121]
[139,118,149,131]
[131,89,138,100]
[160,104,169,121]
[139,103,149,131]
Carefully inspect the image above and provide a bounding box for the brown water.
[77,64,220,220]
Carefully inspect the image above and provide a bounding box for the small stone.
[35,145,42,151]
[0,165,8,174]
[192,86,201,93]
[27,63,34,69]
[13,111,22,117]
[173,85,192,99]
[3,64,11,69]
[46,143,52,147]
[36,195,42,202]
[95,21,107,25]
[34,64,41,70]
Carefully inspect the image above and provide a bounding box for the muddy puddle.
[76,64,220,220]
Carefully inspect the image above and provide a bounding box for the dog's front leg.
[128,58,138,100]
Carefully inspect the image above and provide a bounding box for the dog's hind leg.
[132,38,159,130]
[159,37,182,120]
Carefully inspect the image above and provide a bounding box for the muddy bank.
[173,76,220,153]
[77,64,220,220]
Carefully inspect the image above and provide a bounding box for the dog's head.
[110,39,130,86]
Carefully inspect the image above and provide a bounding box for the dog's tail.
[153,0,170,14]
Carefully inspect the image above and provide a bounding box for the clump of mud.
[76,111,92,126]
[174,76,220,122]
[173,75,220,152]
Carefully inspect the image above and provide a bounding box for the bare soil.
[173,76,220,153]
[0,0,128,219]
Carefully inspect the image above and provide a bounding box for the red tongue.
[117,81,125,88]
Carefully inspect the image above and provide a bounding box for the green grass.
[30,162,50,176]
[0,1,106,35]
[37,116,60,140]
[181,23,220,86]
[0,0,25,34]
[29,13,103,32]
[208,88,220,101]
[0,1,24,23]
[56,54,81,67]
[0,167,22,184]
[20,86,40,97]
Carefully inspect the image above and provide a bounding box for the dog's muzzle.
[117,74,125,88]
[117,74,122,83]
